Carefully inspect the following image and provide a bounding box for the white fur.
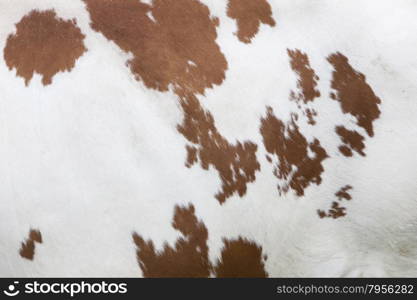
[0,0,416,277]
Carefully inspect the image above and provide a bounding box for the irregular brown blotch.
[185,145,198,168]
[4,10,86,86]
[327,52,381,137]
[260,107,328,196]
[214,237,268,278]
[318,201,346,219]
[287,49,320,125]
[84,0,227,95]
[227,0,275,43]
[335,185,353,201]
[318,185,353,219]
[339,145,353,157]
[19,229,42,260]
[132,204,211,277]
[336,126,366,157]
[177,92,260,204]
[133,203,268,277]
[305,108,318,125]
[288,49,320,103]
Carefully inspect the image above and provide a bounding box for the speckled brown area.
[335,185,353,201]
[260,107,328,196]
[4,10,86,86]
[288,49,320,125]
[177,92,260,204]
[318,185,353,219]
[288,49,320,103]
[318,201,346,219]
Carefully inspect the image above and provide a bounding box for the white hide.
[0,0,416,277]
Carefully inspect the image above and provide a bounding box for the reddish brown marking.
[19,229,42,260]
[327,52,381,137]
[84,0,227,95]
[317,210,327,218]
[335,185,353,201]
[318,185,353,219]
[287,49,320,125]
[227,0,275,44]
[336,126,366,157]
[214,237,268,278]
[260,107,328,196]
[339,145,353,157]
[305,108,318,125]
[132,204,211,277]
[185,145,198,168]
[318,202,346,219]
[177,92,260,203]
[133,204,268,277]
[4,10,86,86]
[288,49,320,103]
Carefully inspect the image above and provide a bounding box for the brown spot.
[177,92,260,204]
[214,237,268,278]
[339,145,353,157]
[287,49,320,125]
[185,145,198,168]
[84,0,227,95]
[317,210,327,218]
[133,204,268,277]
[336,126,366,157]
[318,185,353,219]
[260,107,328,196]
[288,49,320,103]
[327,52,381,137]
[19,229,42,260]
[4,10,86,86]
[305,108,318,125]
[132,204,211,277]
[317,201,346,219]
[227,0,275,44]
[335,184,353,201]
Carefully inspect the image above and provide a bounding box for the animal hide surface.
[0,0,416,277]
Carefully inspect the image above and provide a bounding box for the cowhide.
[0,0,417,277]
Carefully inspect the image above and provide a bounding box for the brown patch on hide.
[84,0,227,95]
[304,108,318,125]
[318,185,353,219]
[4,10,86,86]
[318,201,346,219]
[19,229,42,260]
[288,49,320,103]
[133,203,268,277]
[260,107,328,196]
[327,52,381,137]
[177,92,260,203]
[287,49,320,125]
[336,126,366,157]
[335,185,353,201]
[214,237,268,277]
[132,204,211,277]
[227,0,275,43]
[185,145,198,167]
[288,49,320,125]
